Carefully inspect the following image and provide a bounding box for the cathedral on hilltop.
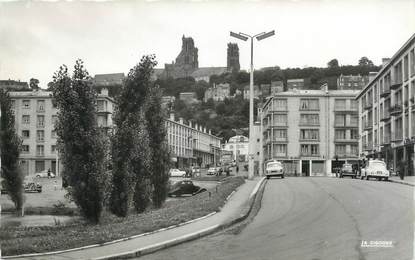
[155,35,240,82]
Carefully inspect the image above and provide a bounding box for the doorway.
[302,160,310,176]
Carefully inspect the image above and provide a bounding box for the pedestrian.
[47,168,51,178]
[236,165,239,174]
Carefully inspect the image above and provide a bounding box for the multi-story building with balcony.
[261,88,360,176]
[357,34,415,176]
[165,113,221,169]
[9,89,114,177]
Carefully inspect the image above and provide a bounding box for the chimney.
[382,58,390,67]
[179,117,184,124]
[209,129,211,135]
[169,113,175,121]
[203,127,207,133]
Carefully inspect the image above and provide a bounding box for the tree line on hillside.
[0,55,170,223]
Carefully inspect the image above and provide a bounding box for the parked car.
[265,161,284,179]
[339,163,356,178]
[169,168,187,177]
[207,167,220,175]
[168,180,207,197]
[1,182,42,194]
[24,182,42,193]
[35,170,55,178]
[360,159,390,181]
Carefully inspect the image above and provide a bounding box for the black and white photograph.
[0,0,414,259]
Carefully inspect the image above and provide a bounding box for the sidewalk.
[8,177,264,260]
[389,176,415,186]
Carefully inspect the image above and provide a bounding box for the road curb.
[94,177,266,260]
[389,179,415,187]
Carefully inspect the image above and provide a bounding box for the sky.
[0,0,414,88]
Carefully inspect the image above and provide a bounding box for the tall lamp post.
[230,30,275,180]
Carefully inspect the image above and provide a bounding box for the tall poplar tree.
[0,90,24,216]
[110,55,156,216]
[52,60,107,223]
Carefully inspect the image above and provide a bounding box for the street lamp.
[230,30,275,180]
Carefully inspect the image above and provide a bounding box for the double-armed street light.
[230,30,275,180]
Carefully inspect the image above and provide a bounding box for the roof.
[9,90,115,102]
[356,33,415,99]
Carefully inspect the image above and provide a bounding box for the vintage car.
[265,161,284,179]
[168,180,207,197]
[35,170,56,178]
[169,168,187,177]
[1,182,42,194]
[360,159,390,181]
[207,167,221,175]
[339,163,356,178]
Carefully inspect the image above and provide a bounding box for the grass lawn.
[0,176,245,256]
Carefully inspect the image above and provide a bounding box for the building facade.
[357,34,415,176]
[337,74,369,90]
[222,135,249,162]
[165,113,221,169]
[261,89,360,176]
[287,79,305,90]
[204,83,231,102]
[9,89,114,177]
[0,80,30,91]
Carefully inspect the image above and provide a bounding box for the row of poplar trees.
[50,55,170,223]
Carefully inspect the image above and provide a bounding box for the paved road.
[139,177,414,260]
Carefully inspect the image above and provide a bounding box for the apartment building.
[357,34,415,176]
[9,89,114,176]
[261,88,360,176]
[337,74,369,90]
[222,135,249,162]
[287,79,305,90]
[165,113,221,168]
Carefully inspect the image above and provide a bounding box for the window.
[300,99,319,110]
[51,145,57,154]
[335,130,346,140]
[374,84,378,102]
[351,145,358,156]
[273,144,287,157]
[22,115,30,124]
[21,145,30,153]
[300,114,319,125]
[350,114,358,126]
[97,100,106,111]
[393,61,403,84]
[394,117,403,140]
[334,99,346,110]
[51,130,57,138]
[335,114,346,126]
[37,115,45,128]
[36,145,44,156]
[335,145,346,155]
[374,107,377,124]
[300,129,319,140]
[52,115,58,125]
[300,144,319,156]
[11,100,16,109]
[380,126,384,144]
[374,129,378,146]
[23,100,30,109]
[273,129,287,140]
[350,100,358,110]
[351,129,359,140]
[273,99,287,111]
[37,100,45,112]
[411,48,415,76]
[35,160,45,172]
[404,55,409,81]
[22,130,30,139]
[37,130,44,142]
[273,114,287,126]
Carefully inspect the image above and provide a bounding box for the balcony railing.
[389,104,402,115]
[334,123,359,128]
[334,107,358,113]
[335,153,359,158]
[364,102,373,110]
[390,81,402,90]
[363,123,373,131]
[380,88,391,98]
[334,138,359,143]
[380,112,391,122]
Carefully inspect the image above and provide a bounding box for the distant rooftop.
[93,73,125,86]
